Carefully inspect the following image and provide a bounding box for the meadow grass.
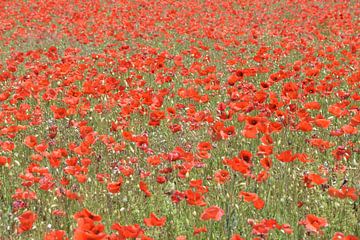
[0,0,359,239]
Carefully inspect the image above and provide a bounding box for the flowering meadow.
[0,0,359,239]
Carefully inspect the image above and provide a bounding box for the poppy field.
[0,0,359,239]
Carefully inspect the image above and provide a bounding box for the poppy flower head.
[200,206,224,221]
[144,213,166,227]
[73,208,102,222]
[17,210,37,234]
[299,214,328,235]
[214,169,230,184]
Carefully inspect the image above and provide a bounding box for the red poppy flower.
[314,118,331,128]
[214,169,230,184]
[0,156,11,166]
[111,223,144,238]
[256,170,269,183]
[1,141,15,152]
[299,214,328,234]
[73,208,102,221]
[242,125,258,139]
[200,206,224,221]
[276,150,296,163]
[341,124,358,135]
[144,213,166,227]
[297,120,313,132]
[239,191,265,209]
[17,210,37,234]
[231,234,245,240]
[24,135,37,148]
[328,186,358,201]
[139,181,152,197]
[50,105,68,119]
[304,101,321,110]
[107,178,123,194]
[44,230,68,240]
[332,232,359,240]
[193,226,207,235]
[303,173,327,188]
[220,126,236,139]
[148,110,165,126]
[238,150,252,163]
[260,157,272,169]
[184,189,207,206]
[74,220,106,240]
[146,155,161,166]
[197,142,212,151]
